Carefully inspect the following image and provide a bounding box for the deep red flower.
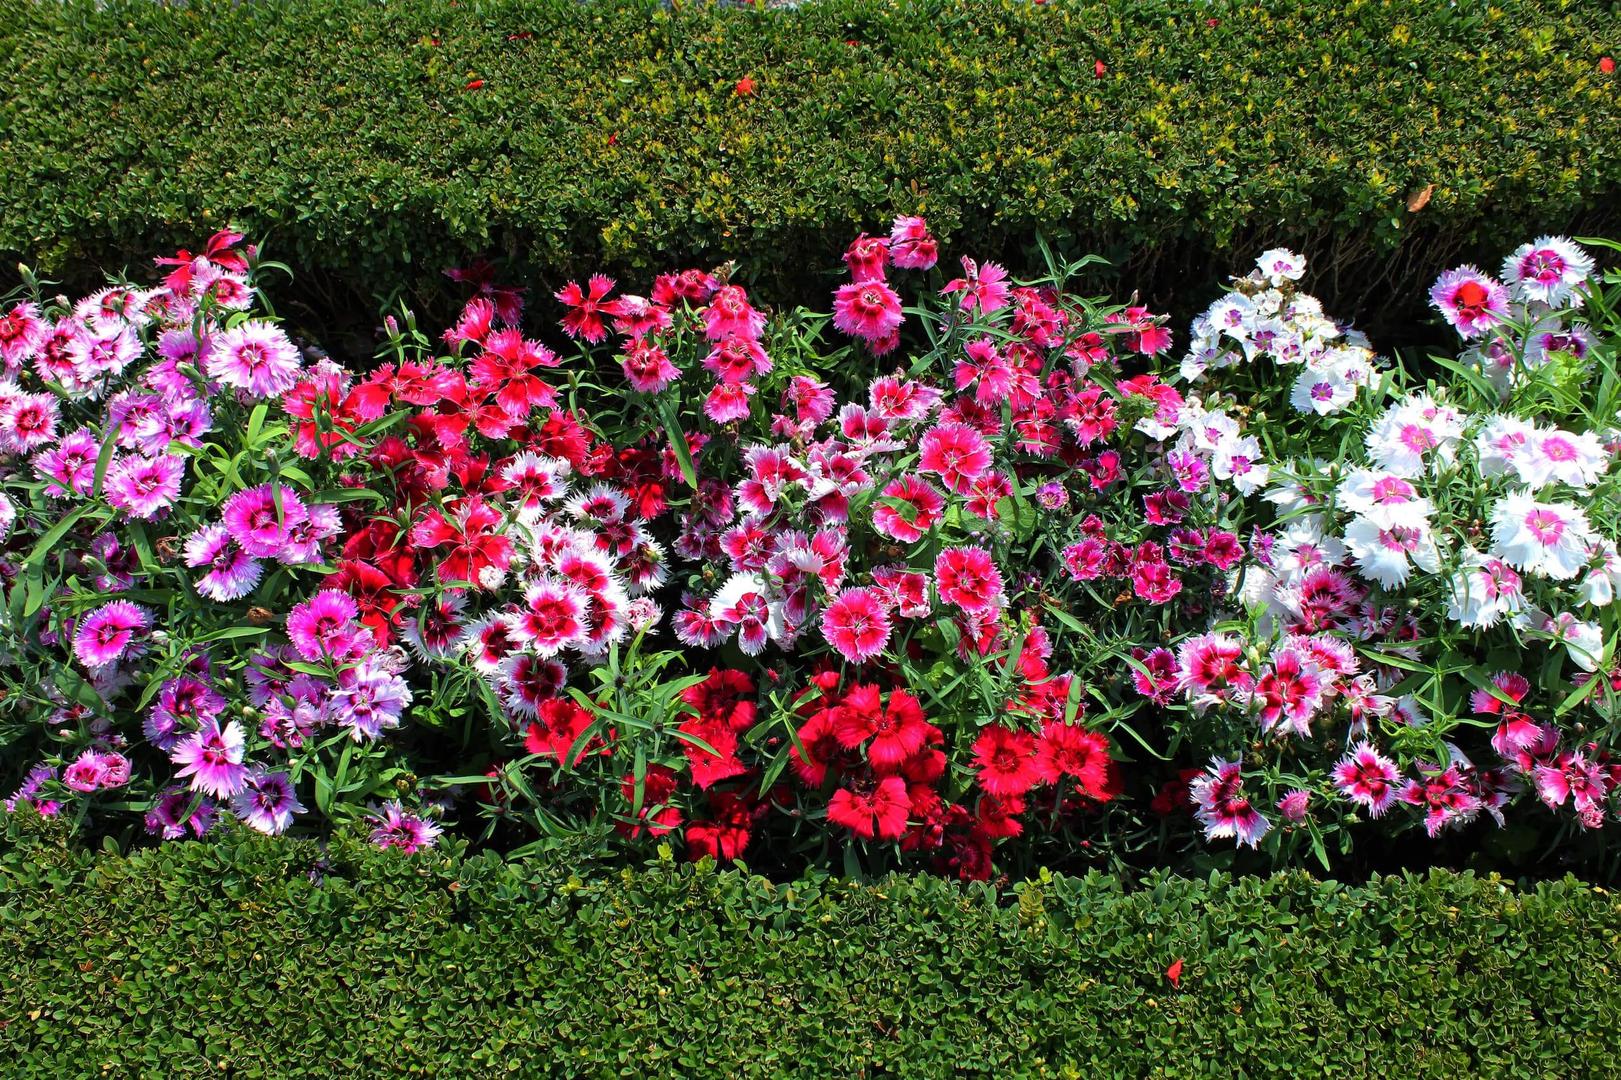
[971,725,1042,797]
[827,776,910,840]
[555,274,617,343]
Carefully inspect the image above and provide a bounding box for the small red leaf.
[465,78,485,91]
[734,77,757,98]
[1093,60,1107,79]
[1166,958,1184,988]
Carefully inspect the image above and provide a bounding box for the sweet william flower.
[832,280,904,344]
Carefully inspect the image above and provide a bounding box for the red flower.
[1601,56,1616,75]
[617,764,682,838]
[524,698,598,765]
[734,76,756,97]
[827,776,911,840]
[680,668,758,731]
[1034,722,1114,797]
[686,790,763,861]
[410,496,515,588]
[971,725,1042,797]
[555,274,617,343]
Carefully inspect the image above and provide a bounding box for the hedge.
[1,0,1618,334]
[3,818,1619,1077]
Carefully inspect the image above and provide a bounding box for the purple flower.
[170,718,249,799]
[145,676,227,751]
[204,320,302,398]
[368,801,442,854]
[33,426,100,498]
[145,788,218,840]
[104,453,185,519]
[72,600,150,669]
[231,769,305,835]
[1277,789,1312,823]
[331,659,412,742]
[184,524,263,601]
[6,763,63,818]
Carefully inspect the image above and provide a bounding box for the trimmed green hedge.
[3,819,1619,1077]
[1,0,1618,328]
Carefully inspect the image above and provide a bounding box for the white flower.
[1336,468,1434,529]
[1487,491,1597,580]
[1256,248,1307,286]
[1577,542,1621,607]
[1538,611,1605,672]
[1516,426,1609,491]
[1365,393,1466,477]
[1501,236,1594,306]
[1343,515,1442,589]
[1472,415,1536,479]
[1444,549,1525,629]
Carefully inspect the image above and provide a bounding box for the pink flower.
[1429,266,1509,338]
[918,422,992,495]
[934,546,1004,614]
[941,257,1011,314]
[832,281,904,344]
[621,339,681,393]
[888,216,939,270]
[72,600,149,668]
[703,285,766,341]
[516,578,590,656]
[286,589,364,662]
[1332,743,1402,817]
[204,320,302,398]
[872,475,944,543]
[0,302,46,365]
[827,776,911,840]
[1248,649,1325,736]
[1176,633,1247,703]
[555,274,617,343]
[170,719,249,799]
[821,587,892,663]
[0,391,59,453]
[843,233,891,282]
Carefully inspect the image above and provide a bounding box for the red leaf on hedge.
[1602,57,1616,75]
[734,77,757,98]
[465,78,485,91]
[1093,60,1107,79]
[1165,958,1184,988]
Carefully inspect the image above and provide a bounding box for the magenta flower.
[72,600,150,669]
[888,215,938,270]
[941,256,1011,314]
[702,285,766,342]
[1189,758,1271,848]
[820,586,892,664]
[205,319,302,397]
[1332,743,1402,818]
[286,588,363,662]
[170,719,249,799]
[222,483,310,558]
[832,281,904,344]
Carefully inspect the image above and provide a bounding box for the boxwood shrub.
[3,816,1618,1077]
[1,0,1618,333]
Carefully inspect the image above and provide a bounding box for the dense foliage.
[2,818,1617,1078]
[0,0,1617,331]
[1,222,1618,881]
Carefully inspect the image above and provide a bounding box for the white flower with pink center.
[1516,426,1609,491]
[1365,393,1465,477]
[1472,415,1536,478]
[1336,468,1434,528]
[1343,514,1442,589]
[1487,492,1597,580]
[1500,236,1594,306]
[1577,542,1621,608]
[1444,549,1526,629]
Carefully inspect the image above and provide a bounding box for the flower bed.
[0,222,1617,878]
